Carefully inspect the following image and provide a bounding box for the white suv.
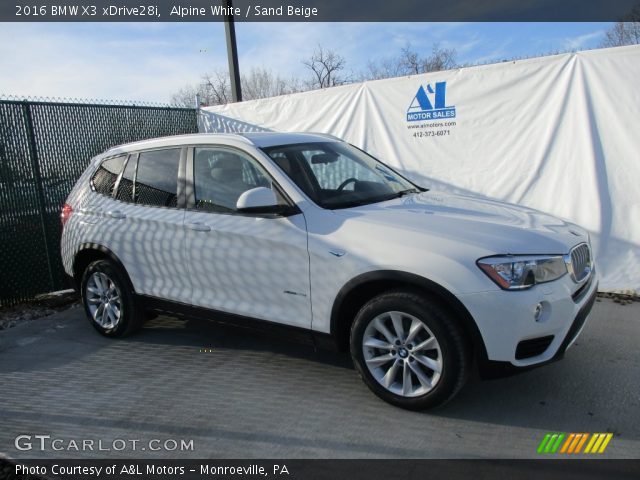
[61,133,597,409]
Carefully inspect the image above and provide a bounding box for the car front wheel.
[350,290,470,410]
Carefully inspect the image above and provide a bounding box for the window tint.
[262,142,417,209]
[135,149,180,207]
[115,154,136,202]
[91,156,126,197]
[300,149,379,190]
[193,148,275,212]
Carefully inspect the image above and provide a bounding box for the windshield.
[261,142,420,209]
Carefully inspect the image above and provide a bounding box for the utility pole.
[223,0,242,102]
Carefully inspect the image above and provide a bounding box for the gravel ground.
[597,291,640,306]
[0,290,79,331]
[0,296,638,460]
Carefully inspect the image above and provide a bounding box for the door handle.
[186,222,211,232]
[106,210,126,219]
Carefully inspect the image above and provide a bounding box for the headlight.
[477,255,567,290]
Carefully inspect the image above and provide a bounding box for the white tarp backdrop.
[200,45,640,293]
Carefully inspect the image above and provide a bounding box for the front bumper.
[456,269,598,376]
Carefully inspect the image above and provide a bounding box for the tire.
[80,259,143,337]
[350,290,470,410]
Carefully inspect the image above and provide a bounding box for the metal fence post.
[22,101,56,292]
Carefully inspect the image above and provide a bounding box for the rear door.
[107,147,190,303]
[183,146,311,329]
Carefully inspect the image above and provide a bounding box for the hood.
[334,190,588,256]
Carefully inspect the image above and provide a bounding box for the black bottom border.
[1,458,639,480]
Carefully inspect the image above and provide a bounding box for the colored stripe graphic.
[560,433,575,453]
[539,433,613,454]
[568,433,582,453]
[537,434,552,453]
[585,433,614,453]
[584,434,598,453]
[545,434,559,453]
[537,433,565,453]
[574,433,589,453]
[598,433,614,453]
[550,433,565,453]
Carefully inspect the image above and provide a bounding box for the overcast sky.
[0,22,611,103]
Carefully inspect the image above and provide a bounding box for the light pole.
[223,0,242,102]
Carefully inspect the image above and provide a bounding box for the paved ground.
[0,298,638,459]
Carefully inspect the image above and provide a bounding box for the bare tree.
[170,85,200,107]
[302,46,348,89]
[202,69,232,105]
[171,42,459,105]
[173,42,459,105]
[362,58,404,81]
[171,68,302,107]
[601,5,640,47]
[398,45,422,75]
[362,43,458,81]
[425,43,458,72]
[398,43,457,75]
[241,68,301,100]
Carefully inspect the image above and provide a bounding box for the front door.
[183,146,311,329]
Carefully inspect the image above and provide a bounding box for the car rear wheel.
[350,290,470,410]
[80,259,143,337]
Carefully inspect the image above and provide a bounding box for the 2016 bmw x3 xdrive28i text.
[61,133,597,409]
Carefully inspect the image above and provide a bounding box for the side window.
[91,155,126,197]
[115,154,137,202]
[300,149,378,190]
[193,148,276,212]
[135,148,180,208]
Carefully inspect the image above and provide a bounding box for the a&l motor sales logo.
[406,81,456,122]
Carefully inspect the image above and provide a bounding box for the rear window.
[91,155,126,197]
[115,155,136,202]
[134,148,180,208]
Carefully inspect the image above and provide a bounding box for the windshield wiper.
[329,189,420,210]
[395,188,420,198]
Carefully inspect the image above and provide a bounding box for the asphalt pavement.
[0,297,638,459]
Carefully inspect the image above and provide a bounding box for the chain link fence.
[0,96,198,306]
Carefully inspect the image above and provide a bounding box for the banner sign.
[202,46,640,293]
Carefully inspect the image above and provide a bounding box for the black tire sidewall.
[350,291,467,410]
[80,259,137,337]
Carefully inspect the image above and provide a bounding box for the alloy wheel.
[362,311,443,397]
[85,271,122,330]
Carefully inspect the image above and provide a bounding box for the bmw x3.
[61,132,597,409]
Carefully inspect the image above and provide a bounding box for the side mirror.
[236,187,285,214]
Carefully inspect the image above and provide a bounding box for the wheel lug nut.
[395,340,401,346]
[407,344,413,350]
[391,350,396,355]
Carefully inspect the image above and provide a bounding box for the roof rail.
[104,132,256,153]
